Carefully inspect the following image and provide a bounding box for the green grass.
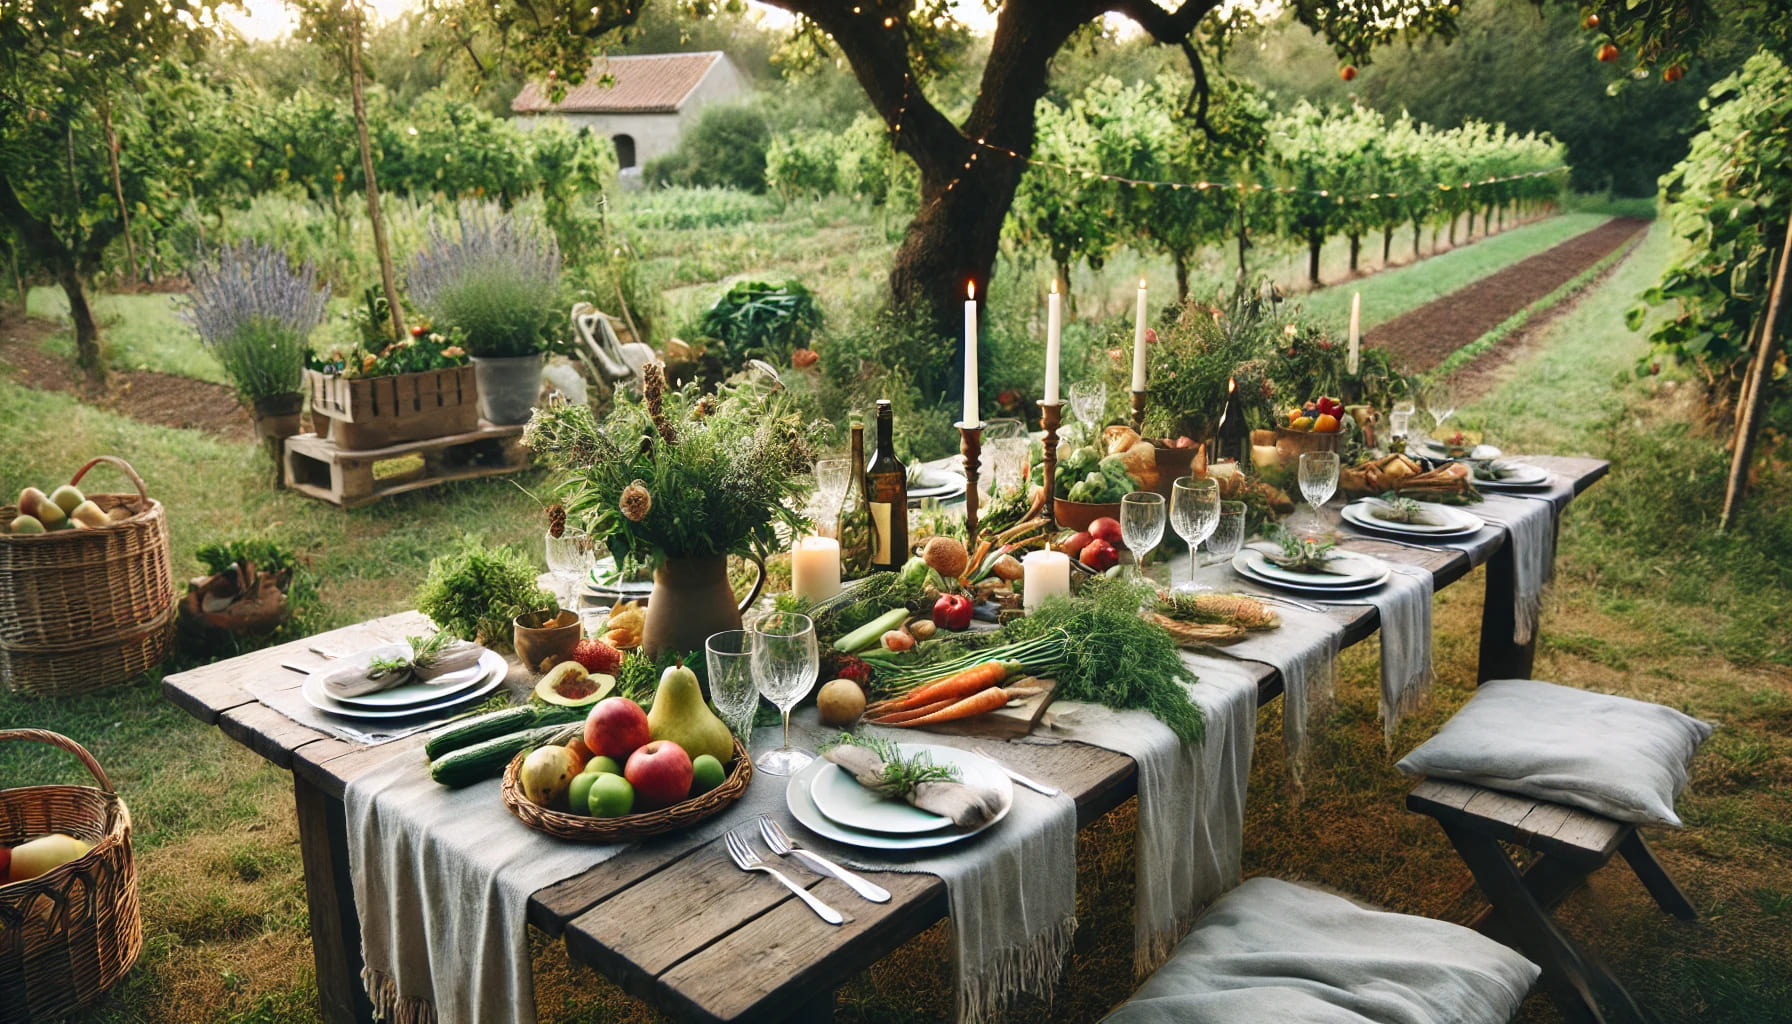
[27,287,227,384]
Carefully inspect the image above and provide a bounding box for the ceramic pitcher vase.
[642,555,765,660]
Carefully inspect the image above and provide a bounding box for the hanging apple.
[1596,42,1619,62]
[1339,64,1358,82]
[1663,64,1685,82]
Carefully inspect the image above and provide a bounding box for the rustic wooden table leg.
[1618,832,1697,921]
[783,989,837,1023]
[1477,537,1537,683]
[294,774,375,1024]
[1442,822,1646,1024]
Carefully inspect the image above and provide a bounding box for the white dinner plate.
[786,744,1013,851]
[303,650,507,719]
[1341,500,1485,538]
[1232,549,1390,595]
[1471,462,1552,490]
[587,559,654,597]
[330,649,497,708]
[907,466,967,502]
[810,763,954,834]
[1237,547,1388,586]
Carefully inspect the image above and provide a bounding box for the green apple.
[568,771,603,816]
[587,773,635,818]
[49,485,85,515]
[689,754,726,796]
[589,755,623,777]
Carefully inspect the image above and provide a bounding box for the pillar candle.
[964,281,980,425]
[790,536,841,603]
[1347,291,1361,375]
[1131,278,1149,392]
[1250,443,1282,470]
[1022,549,1071,613]
[1044,280,1062,405]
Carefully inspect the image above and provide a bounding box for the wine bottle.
[837,417,873,577]
[864,400,909,571]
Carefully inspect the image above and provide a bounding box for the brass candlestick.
[958,421,985,539]
[1130,388,1147,433]
[1037,400,1062,531]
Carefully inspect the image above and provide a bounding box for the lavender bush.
[185,242,330,402]
[406,204,562,359]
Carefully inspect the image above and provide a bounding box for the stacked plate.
[585,558,654,600]
[1341,498,1486,540]
[1231,547,1390,595]
[908,465,968,503]
[302,645,508,721]
[1469,461,1553,491]
[785,743,1014,851]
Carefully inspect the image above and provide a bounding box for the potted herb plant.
[406,205,561,426]
[413,537,557,651]
[306,286,478,449]
[526,362,826,659]
[185,242,329,475]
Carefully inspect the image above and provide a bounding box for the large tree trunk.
[888,155,1023,340]
[1172,251,1190,302]
[0,168,110,388]
[348,5,405,343]
[55,262,104,386]
[1348,233,1361,274]
[1307,233,1323,287]
[1413,221,1422,259]
[1383,226,1393,266]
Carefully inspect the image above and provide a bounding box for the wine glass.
[1169,477,1220,592]
[984,418,1029,495]
[705,629,760,744]
[1207,500,1247,565]
[1120,490,1167,581]
[749,611,819,776]
[544,531,599,609]
[1421,379,1457,444]
[1068,380,1107,444]
[1298,451,1340,535]
[812,457,851,537]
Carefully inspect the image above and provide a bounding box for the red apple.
[1088,517,1123,546]
[625,740,694,809]
[1057,530,1093,558]
[584,697,650,760]
[1079,538,1119,571]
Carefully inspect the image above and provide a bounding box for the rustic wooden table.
[162,456,1606,1024]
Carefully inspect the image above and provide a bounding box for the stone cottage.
[510,52,747,175]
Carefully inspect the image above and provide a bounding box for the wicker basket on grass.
[502,737,753,841]
[0,729,143,1019]
[0,456,174,696]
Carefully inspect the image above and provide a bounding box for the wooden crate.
[282,422,528,508]
[306,365,479,450]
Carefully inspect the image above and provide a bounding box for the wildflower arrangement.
[184,241,329,402]
[406,203,562,359]
[525,362,827,567]
[310,328,469,380]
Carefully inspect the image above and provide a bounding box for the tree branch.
[1108,0,1223,136]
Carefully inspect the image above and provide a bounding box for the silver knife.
[974,748,1061,797]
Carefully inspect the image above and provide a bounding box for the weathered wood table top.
[162,454,1607,1024]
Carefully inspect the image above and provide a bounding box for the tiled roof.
[511,52,725,115]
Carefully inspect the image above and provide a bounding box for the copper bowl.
[1053,498,1123,539]
[513,608,581,672]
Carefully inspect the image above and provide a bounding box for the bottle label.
[869,501,893,564]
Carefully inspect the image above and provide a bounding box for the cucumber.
[429,723,572,788]
[834,606,911,654]
[424,705,580,762]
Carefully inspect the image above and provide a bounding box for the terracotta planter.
[642,555,766,661]
[471,354,545,426]
[306,365,479,450]
[514,607,581,672]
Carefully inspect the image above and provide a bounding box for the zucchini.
[424,705,580,762]
[834,606,911,654]
[429,723,571,788]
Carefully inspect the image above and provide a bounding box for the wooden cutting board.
[919,677,1057,739]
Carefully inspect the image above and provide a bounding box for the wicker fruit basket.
[0,729,143,1019]
[501,737,753,841]
[0,456,174,697]
[1148,614,1247,647]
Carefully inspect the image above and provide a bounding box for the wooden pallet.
[282,422,528,508]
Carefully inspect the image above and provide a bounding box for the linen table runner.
[1448,493,1557,645]
[1029,652,1259,974]
[1336,565,1435,745]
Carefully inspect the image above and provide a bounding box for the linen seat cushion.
[1396,678,1714,826]
[1104,877,1539,1024]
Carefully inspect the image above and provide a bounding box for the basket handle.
[0,729,114,793]
[69,455,150,504]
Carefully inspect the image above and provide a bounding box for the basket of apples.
[1274,396,1347,459]
[502,662,752,840]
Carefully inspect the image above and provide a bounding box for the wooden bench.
[1407,778,1696,1024]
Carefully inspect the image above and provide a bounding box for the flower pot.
[642,555,765,662]
[514,607,581,673]
[306,366,479,449]
[471,354,545,426]
[250,393,304,441]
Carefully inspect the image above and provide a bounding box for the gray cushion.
[1396,679,1714,827]
[1105,877,1538,1024]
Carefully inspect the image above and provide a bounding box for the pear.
[69,500,109,529]
[16,486,49,520]
[33,498,67,530]
[646,662,736,764]
[9,514,44,534]
[49,485,85,515]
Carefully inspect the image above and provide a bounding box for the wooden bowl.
[502,737,754,841]
[1053,498,1122,535]
[1151,442,1200,496]
[513,608,581,672]
[1274,426,1343,461]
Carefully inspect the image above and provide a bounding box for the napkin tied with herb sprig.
[1258,528,1353,576]
[823,734,1003,827]
[323,633,482,699]
[1366,493,1446,526]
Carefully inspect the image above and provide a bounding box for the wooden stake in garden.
[344,1,406,343]
[1720,207,1790,531]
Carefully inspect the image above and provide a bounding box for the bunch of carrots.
[862,630,1067,728]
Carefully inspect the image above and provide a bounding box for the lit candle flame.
[967,280,976,300]
[1049,279,1058,295]
[1139,277,1147,289]
[1228,376,1237,394]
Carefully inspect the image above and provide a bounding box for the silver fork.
[724,830,844,925]
[757,816,890,903]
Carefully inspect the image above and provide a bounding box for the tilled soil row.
[1370,217,1651,373]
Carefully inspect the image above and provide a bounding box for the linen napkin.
[1451,493,1556,645]
[1031,652,1259,974]
[1337,565,1435,745]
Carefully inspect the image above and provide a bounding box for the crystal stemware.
[812,457,851,537]
[1207,500,1247,565]
[749,611,819,776]
[1120,490,1167,581]
[705,629,760,744]
[1298,451,1340,535]
[1068,380,1107,444]
[544,531,599,609]
[1169,477,1220,591]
